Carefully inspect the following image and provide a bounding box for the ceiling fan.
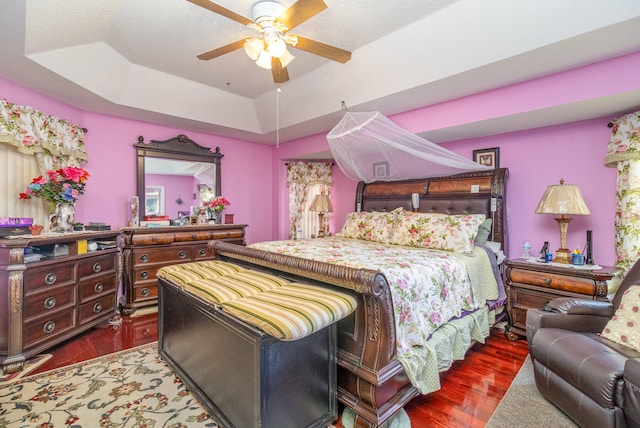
[188,0,351,83]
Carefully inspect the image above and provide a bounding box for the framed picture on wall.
[473,147,500,168]
[373,161,389,180]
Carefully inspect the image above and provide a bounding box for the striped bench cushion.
[157,260,246,286]
[181,270,291,306]
[221,283,358,341]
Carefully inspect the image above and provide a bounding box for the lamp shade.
[309,194,333,213]
[535,180,590,215]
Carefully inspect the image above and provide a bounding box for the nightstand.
[503,258,621,340]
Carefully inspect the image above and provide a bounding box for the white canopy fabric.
[327,111,489,183]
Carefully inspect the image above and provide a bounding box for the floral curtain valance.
[605,110,640,167]
[0,98,88,162]
[286,161,333,186]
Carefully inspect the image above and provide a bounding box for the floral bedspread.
[249,237,500,363]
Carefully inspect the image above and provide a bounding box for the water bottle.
[521,240,531,258]
[297,228,303,240]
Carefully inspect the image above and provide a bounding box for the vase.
[213,211,222,224]
[55,203,75,232]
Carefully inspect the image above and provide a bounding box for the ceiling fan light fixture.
[266,36,287,58]
[243,37,264,60]
[279,49,295,67]
[256,50,273,69]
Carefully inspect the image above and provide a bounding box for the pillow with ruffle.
[336,207,405,244]
[389,212,486,254]
[601,285,640,352]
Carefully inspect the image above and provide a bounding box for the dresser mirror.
[135,135,223,223]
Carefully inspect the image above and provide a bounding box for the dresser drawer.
[509,267,597,296]
[78,274,117,303]
[212,228,244,240]
[134,283,158,302]
[132,246,191,265]
[23,264,75,293]
[23,309,76,349]
[174,230,212,242]
[78,254,116,277]
[131,233,175,246]
[24,285,76,320]
[192,243,215,260]
[79,294,116,324]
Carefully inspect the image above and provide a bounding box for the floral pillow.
[389,212,486,254]
[336,207,405,244]
[601,285,640,352]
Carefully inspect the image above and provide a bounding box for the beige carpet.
[487,355,578,427]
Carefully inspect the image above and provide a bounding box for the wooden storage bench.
[157,260,357,428]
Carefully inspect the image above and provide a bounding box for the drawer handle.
[44,297,56,309]
[93,303,102,313]
[44,321,56,334]
[226,232,231,237]
[178,250,187,259]
[141,271,149,280]
[93,262,102,273]
[95,283,104,293]
[45,273,57,285]
[199,249,206,257]
[191,234,197,240]
[544,278,551,285]
[140,254,149,263]
[141,288,150,297]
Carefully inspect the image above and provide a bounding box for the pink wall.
[1,78,275,245]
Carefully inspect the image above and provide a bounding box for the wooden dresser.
[0,231,120,374]
[503,258,620,340]
[119,224,246,315]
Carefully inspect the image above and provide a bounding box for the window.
[145,186,165,216]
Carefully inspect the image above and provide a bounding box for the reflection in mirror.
[145,186,165,216]
[135,135,223,224]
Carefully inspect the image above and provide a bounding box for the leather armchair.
[526,260,640,428]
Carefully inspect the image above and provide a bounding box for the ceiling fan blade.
[295,36,351,63]
[197,39,246,60]
[276,0,328,31]
[188,0,256,27]
[271,57,290,83]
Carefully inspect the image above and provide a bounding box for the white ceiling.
[1,0,640,145]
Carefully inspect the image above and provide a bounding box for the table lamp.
[309,193,333,237]
[535,179,590,263]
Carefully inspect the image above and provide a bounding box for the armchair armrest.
[545,297,614,317]
[526,298,614,353]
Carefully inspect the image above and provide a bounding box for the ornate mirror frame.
[135,134,223,224]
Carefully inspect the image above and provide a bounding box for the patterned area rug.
[0,342,219,427]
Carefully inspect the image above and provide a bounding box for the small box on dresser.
[503,258,621,341]
[0,230,120,374]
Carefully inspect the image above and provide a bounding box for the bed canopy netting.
[327,111,489,183]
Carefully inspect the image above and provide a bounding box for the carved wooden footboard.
[209,241,415,427]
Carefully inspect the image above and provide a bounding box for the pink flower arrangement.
[206,196,230,212]
[19,167,90,210]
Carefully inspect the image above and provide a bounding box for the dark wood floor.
[31,313,529,427]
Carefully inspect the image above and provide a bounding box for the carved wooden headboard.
[355,168,509,256]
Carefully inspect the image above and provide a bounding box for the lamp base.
[553,248,572,264]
